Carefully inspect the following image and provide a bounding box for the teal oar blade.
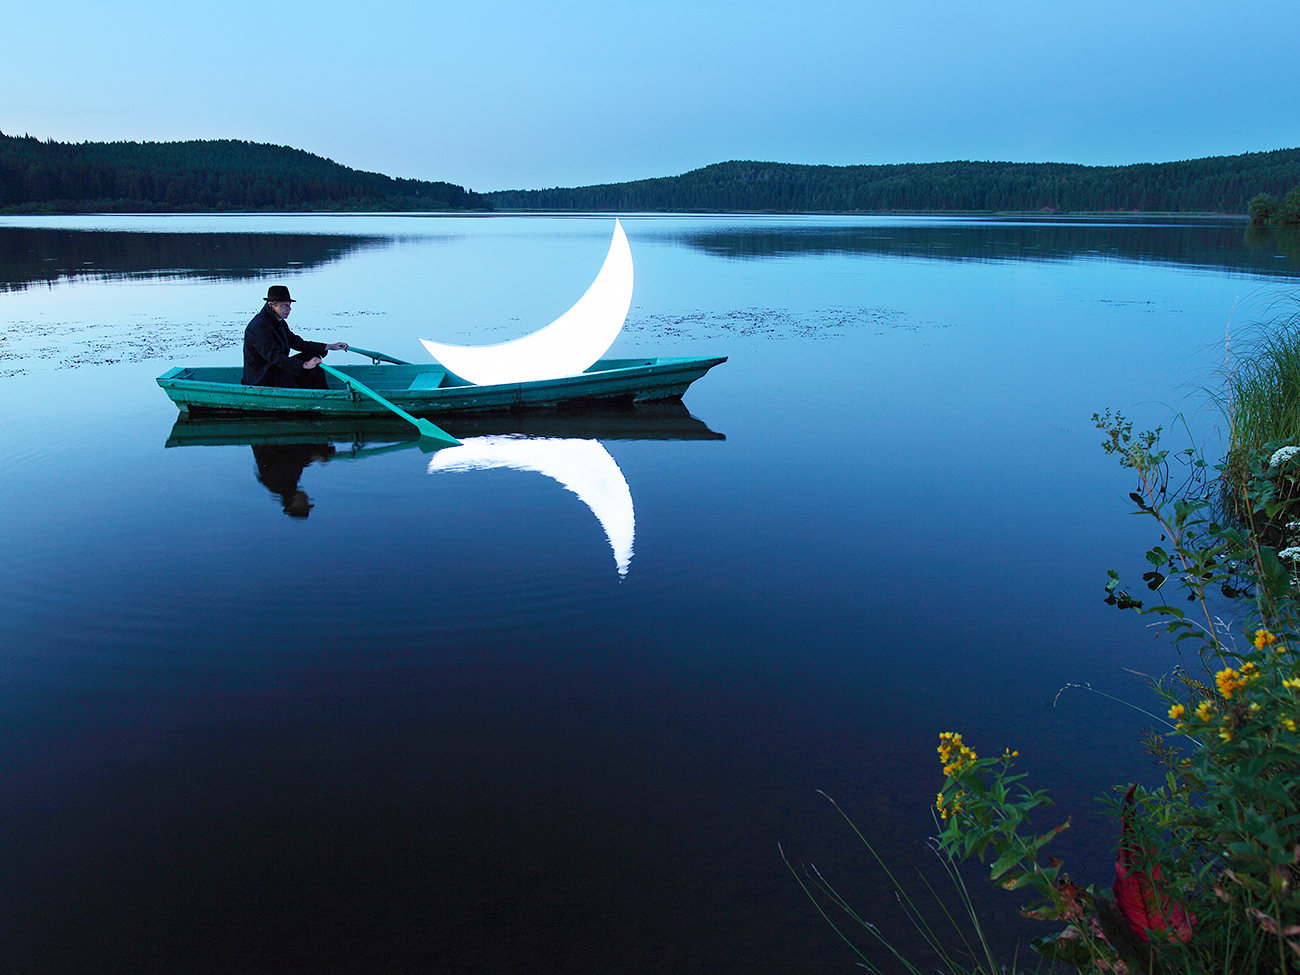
[346,346,412,365]
[318,363,460,447]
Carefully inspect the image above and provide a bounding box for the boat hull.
[156,356,726,417]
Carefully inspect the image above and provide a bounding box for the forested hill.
[0,134,490,213]
[8,135,1299,215]
[486,150,1300,214]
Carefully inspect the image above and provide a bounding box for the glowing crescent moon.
[427,435,635,577]
[420,219,633,385]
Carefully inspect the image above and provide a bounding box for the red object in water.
[1114,786,1195,943]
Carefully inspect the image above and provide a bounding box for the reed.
[1223,293,1300,460]
[1211,293,1300,539]
[783,793,1025,975]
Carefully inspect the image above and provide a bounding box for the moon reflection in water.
[427,435,635,577]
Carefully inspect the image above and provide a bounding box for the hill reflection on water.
[0,226,387,292]
[672,217,1300,277]
[5,219,1299,295]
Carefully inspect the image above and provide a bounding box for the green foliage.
[1281,187,1300,226]
[0,132,490,213]
[934,413,1300,974]
[1252,193,1280,226]
[933,733,1123,970]
[934,736,1070,895]
[1250,184,1300,227]
[487,149,1300,214]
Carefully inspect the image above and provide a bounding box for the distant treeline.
[0,133,491,213]
[8,134,1300,216]
[487,151,1300,214]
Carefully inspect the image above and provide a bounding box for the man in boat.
[242,285,349,388]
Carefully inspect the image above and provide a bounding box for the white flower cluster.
[1271,445,1300,468]
[1281,547,1300,562]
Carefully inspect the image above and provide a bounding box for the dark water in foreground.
[1,214,1297,974]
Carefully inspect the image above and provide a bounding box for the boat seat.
[407,371,447,390]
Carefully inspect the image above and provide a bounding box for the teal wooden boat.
[156,355,727,417]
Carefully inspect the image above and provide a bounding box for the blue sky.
[5,0,1297,192]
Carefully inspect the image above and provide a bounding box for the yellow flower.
[1282,717,1297,733]
[1284,679,1300,690]
[1216,667,1257,699]
[1219,727,1234,742]
[1168,703,1186,720]
[1256,629,1277,649]
[936,789,966,820]
[937,732,977,777]
[1195,701,1215,721]
[1216,668,1240,698]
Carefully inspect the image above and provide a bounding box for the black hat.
[265,285,294,303]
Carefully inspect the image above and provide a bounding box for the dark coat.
[242,305,328,387]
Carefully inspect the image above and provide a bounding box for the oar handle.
[346,346,412,365]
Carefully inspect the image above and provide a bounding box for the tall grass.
[1224,293,1300,459]
[1215,293,1300,539]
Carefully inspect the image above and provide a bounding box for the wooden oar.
[346,346,412,365]
[317,363,460,446]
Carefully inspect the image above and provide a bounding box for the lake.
[1,213,1297,974]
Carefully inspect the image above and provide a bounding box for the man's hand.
[326,342,349,351]
[303,356,323,369]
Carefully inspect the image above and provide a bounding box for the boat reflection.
[166,403,725,575]
[168,415,425,520]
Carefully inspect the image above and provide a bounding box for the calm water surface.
[1,214,1297,974]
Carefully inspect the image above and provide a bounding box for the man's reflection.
[252,443,336,518]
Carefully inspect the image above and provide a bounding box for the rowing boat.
[156,355,727,417]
